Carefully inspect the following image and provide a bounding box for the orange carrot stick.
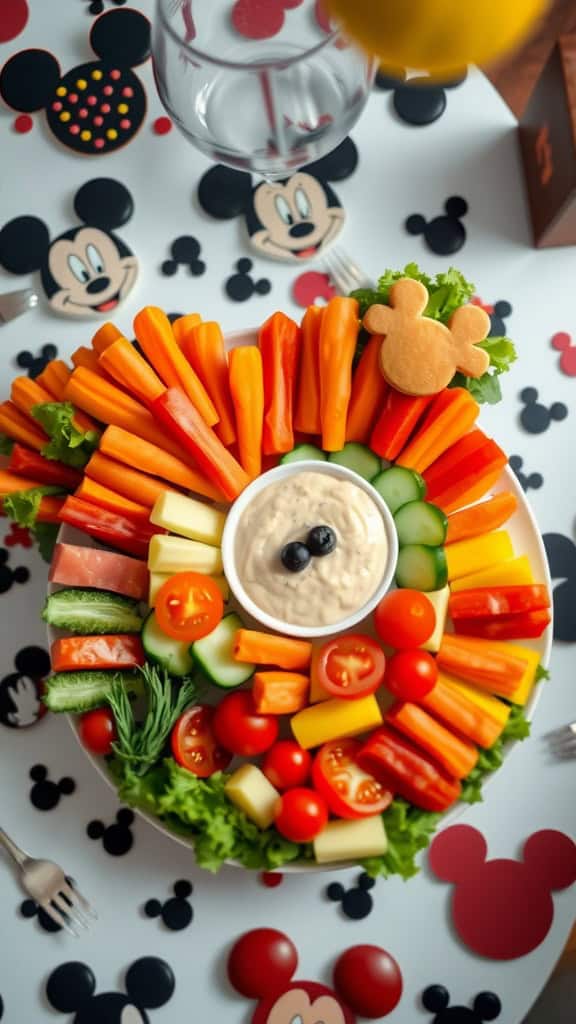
[345,334,388,443]
[386,701,478,779]
[294,306,323,435]
[420,676,506,748]
[85,451,180,508]
[0,402,48,452]
[171,313,202,349]
[319,297,359,451]
[252,672,309,714]
[99,425,224,502]
[32,362,100,435]
[134,307,219,427]
[233,629,312,669]
[71,347,104,373]
[99,337,165,406]
[75,477,150,520]
[259,312,301,455]
[92,322,123,355]
[185,321,236,445]
[0,469,46,495]
[446,492,518,544]
[396,388,480,473]
[228,346,264,479]
[10,378,51,432]
[437,633,526,696]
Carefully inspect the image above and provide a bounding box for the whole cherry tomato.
[212,691,278,757]
[79,707,117,756]
[274,788,328,843]
[384,649,438,701]
[374,590,436,649]
[263,741,312,791]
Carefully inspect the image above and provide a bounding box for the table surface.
[1,4,576,1023]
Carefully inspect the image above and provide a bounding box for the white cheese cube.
[148,572,229,607]
[313,815,387,864]
[421,585,450,653]
[148,534,223,575]
[224,764,280,830]
[150,491,226,547]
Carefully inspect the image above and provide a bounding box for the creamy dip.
[235,470,388,627]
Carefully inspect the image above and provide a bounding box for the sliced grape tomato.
[312,738,393,819]
[155,571,223,642]
[171,704,232,777]
[316,634,386,699]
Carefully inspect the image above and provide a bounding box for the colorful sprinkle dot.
[68,93,78,104]
[59,111,71,122]
[69,124,80,135]
[77,79,87,90]
[100,104,111,114]
[91,69,103,81]
[117,103,129,114]
[79,109,88,119]
[110,69,121,80]
[106,129,118,140]
[153,116,173,135]
[103,85,114,96]
[80,130,92,141]
[14,114,33,134]
[52,101,63,112]
[119,118,132,130]
[122,87,134,98]
[56,86,67,97]
[87,95,97,107]
[93,115,104,127]
[94,138,105,149]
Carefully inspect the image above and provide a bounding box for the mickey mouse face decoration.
[0,178,137,318]
[198,137,358,262]
[45,957,175,1024]
[0,645,49,729]
[0,8,150,155]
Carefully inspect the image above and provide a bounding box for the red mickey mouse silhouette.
[551,331,576,377]
[227,928,403,1022]
[232,0,304,41]
[429,825,576,960]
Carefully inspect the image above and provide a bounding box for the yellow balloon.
[326,0,549,75]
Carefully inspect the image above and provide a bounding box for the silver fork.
[0,826,96,937]
[547,723,576,759]
[0,288,38,325]
[322,246,375,295]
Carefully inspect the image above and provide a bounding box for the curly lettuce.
[31,402,99,468]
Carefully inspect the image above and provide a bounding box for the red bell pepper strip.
[424,435,507,509]
[357,725,461,812]
[51,634,145,672]
[152,388,249,502]
[450,585,550,620]
[422,429,488,488]
[8,444,82,490]
[453,609,551,640]
[259,312,301,455]
[370,390,433,461]
[58,495,160,558]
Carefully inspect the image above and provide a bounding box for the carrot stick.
[71,347,104,374]
[75,477,150,520]
[228,346,264,479]
[294,306,323,435]
[345,334,388,444]
[85,451,181,508]
[233,629,312,670]
[446,493,518,544]
[437,633,526,696]
[259,312,302,455]
[171,313,202,349]
[252,672,309,714]
[51,634,145,673]
[0,402,47,452]
[185,321,236,445]
[134,307,219,427]
[92,322,122,355]
[420,677,506,748]
[370,389,433,460]
[319,297,359,451]
[9,444,82,490]
[396,388,480,472]
[10,378,52,431]
[99,337,165,406]
[386,702,478,780]
[0,469,46,495]
[36,495,66,523]
[99,425,224,503]
[30,363,100,436]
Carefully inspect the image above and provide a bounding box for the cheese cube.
[421,586,450,653]
[450,555,534,593]
[314,816,387,864]
[150,491,226,547]
[446,531,514,581]
[224,764,280,829]
[148,572,229,607]
[291,694,382,750]
[148,534,223,575]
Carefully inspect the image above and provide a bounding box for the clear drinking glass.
[153,0,375,177]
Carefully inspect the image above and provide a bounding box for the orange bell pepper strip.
[294,306,323,435]
[259,312,301,455]
[51,634,145,673]
[446,492,518,544]
[345,334,388,444]
[228,346,264,479]
[319,297,359,451]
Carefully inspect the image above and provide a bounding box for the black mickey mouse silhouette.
[16,342,58,378]
[405,197,468,255]
[0,645,49,729]
[375,68,467,126]
[144,880,194,931]
[0,8,150,155]
[29,764,76,811]
[543,533,576,642]
[83,0,127,16]
[0,547,29,595]
[326,872,375,920]
[226,257,272,302]
[519,387,568,434]
[422,985,501,1024]
[198,136,358,262]
[87,808,134,855]
[0,178,138,319]
[509,454,543,492]
[21,896,63,932]
[46,956,175,1024]
[487,300,512,337]
[161,236,206,277]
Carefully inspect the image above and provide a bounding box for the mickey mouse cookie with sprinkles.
[0,8,150,155]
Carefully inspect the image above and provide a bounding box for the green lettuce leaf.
[33,522,60,563]
[451,335,517,405]
[461,705,531,804]
[536,663,550,683]
[0,435,14,456]
[363,799,441,880]
[3,485,63,529]
[31,402,99,469]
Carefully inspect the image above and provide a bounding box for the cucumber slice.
[44,670,141,713]
[371,466,426,514]
[42,589,143,634]
[141,610,194,677]
[328,443,381,481]
[396,545,448,592]
[191,612,255,688]
[394,501,447,547]
[281,445,326,464]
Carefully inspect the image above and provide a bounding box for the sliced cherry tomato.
[316,634,385,699]
[155,572,223,642]
[312,738,393,819]
[263,740,312,791]
[79,707,117,756]
[384,649,438,701]
[212,690,278,757]
[171,704,232,778]
[374,589,436,649]
[274,787,328,843]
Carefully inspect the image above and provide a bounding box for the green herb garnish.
[3,485,64,528]
[31,401,99,468]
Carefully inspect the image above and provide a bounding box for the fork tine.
[323,251,352,295]
[55,891,90,932]
[40,900,79,938]
[62,881,98,920]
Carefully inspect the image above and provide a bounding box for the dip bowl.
[221,460,399,640]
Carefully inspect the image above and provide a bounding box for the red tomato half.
[274,788,328,843]
[312,738,393,819]
[171,704,232,778]
[316,634,385,699]
[263,740,312,791]
[374,589,436,649]
[155,572,223,642]
[79,707,117,756]
[213,691,279,757]
[385,649,438,701]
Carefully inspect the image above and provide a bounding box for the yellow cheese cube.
[224,764,280,830]
[314,816,387,864]
[150,491,226,546]
[291,694,382,750]
[438,671,511,727]
[487,641,541,706]
[421,586,450,653]
[450,556,534,593]
[446,530,514,581]
[148,534,223,575]
[148,572,229,607]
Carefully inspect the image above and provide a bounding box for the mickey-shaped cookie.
[45,956,174,1023]
[363,278,490,396]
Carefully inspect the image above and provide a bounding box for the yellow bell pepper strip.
[437,634,527,698]
[445,530,514,581]
[483,641,541,706]
[419,672,508,748]
[450,555,534,593]
[291,693,382,749]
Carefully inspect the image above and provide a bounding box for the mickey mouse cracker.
[363,278,490,396]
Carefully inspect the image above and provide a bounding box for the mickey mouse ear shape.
[125,957,175,1010]
[90,9,151,67]
[0,216,51,274]
[523,830,576,892]
[14,645,51,678]
[74,178,134,232]
[445,196,468,218]
[543,533,576,578]
[405,213,427,235]
[304,136,359,182]
[46,962,96,1013]
[374,67,407,90]
[473,991,502,1021]
[198,164,253,219]
[429,825,487,883]
[493,300,512,318]
[0,49,60,112]
[422,984,450,1013]
[228,929,298,1000]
